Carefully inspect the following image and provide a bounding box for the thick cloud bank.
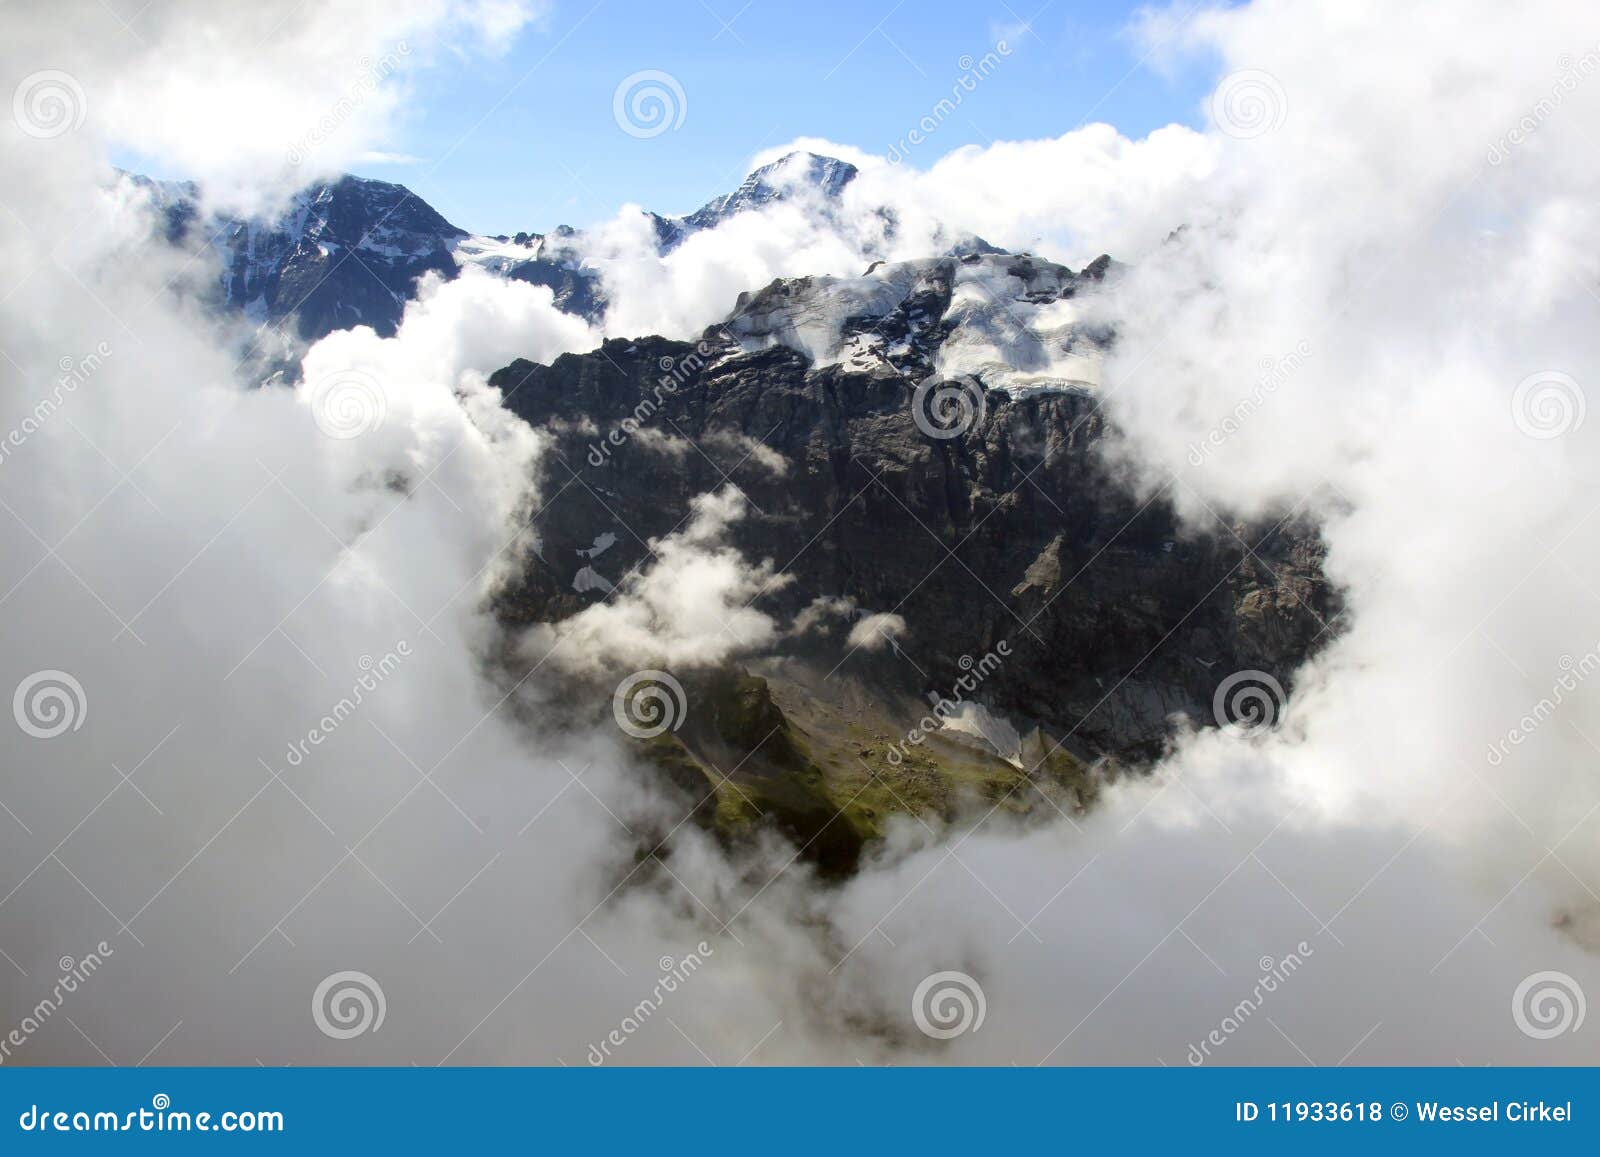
[6,0,545,214]
[1,0,1597,1066]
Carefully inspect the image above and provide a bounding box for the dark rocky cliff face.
[487,254,1337,869]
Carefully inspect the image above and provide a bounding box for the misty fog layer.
[1,0,1597,1065]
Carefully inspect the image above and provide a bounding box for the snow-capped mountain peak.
[685,151,857,229]
[648,150,859,252]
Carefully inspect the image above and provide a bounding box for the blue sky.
[355,0,1219,234]
[110,1,1222,233]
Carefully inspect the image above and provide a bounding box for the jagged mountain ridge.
[129,151,863,341]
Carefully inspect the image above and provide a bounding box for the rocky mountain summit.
[491,251,1336,871]
[130,172,468,339]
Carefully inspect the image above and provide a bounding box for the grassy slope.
[638,665,1100,876]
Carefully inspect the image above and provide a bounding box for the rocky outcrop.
[492,253,1337,774]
